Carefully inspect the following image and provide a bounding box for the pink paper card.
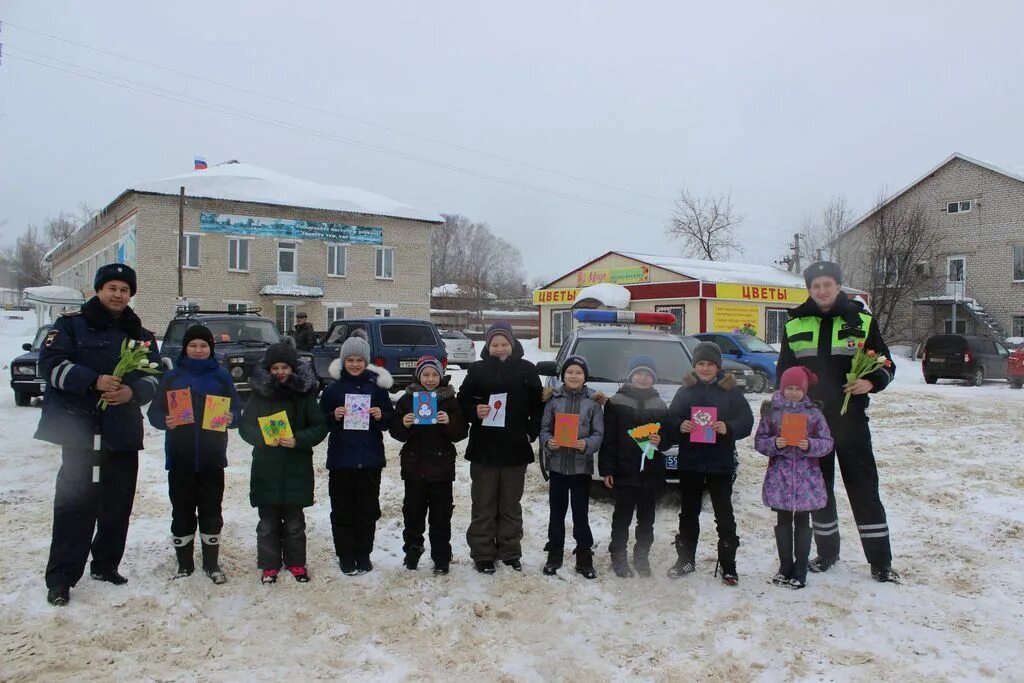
[690,406,718,444]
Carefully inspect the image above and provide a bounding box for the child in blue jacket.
[148,325,241,584]
[319,331,394,575]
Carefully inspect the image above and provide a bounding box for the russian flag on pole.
[194,156,208,170]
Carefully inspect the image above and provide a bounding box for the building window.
[655,305,684,335]
[183,234,201,269]
[1014,245,1024,282]
[764,308,789,345]
[946,200,972,214]
[375,247,394,279]
[551,309,573,347]
[328,245,347,277]
[1012,316,1024,337]
[373,306,394,318]
[229,238,250,272]
[275,304,296,334]
[944,319,967,334]
[326,306,346,325]
[226,302,249,313]
[278,242,297,274]
[876,255,901,287]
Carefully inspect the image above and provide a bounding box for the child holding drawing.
[238,341,328,584]
[390,356,468,575]
[148,325,241,584]
[539,355,605,579]
[598,355,669,579]
[665,342,753,586]
[754,366,833,589]
[319,332,394,576]
[457,322,545,575]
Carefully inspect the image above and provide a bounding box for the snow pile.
[22,286,85,305]
[2,343,1022,680]
[258,284,324,298]
[0,309,39,338]
[431,284,496,300]
[129,163,444,223]
[616,251,806,287]
[574,283,630,309]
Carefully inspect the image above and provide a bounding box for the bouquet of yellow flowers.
[841,341,893,415]
[98,339,161,410]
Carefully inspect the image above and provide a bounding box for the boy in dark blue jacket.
[319,331,394,575]
[665,342,754,586]
[148,325,242,584]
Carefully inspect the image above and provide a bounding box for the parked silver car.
[439,329,476,368]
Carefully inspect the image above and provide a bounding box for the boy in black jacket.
[665,342,754,585]
[598,355,669,579]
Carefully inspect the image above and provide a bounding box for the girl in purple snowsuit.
[755,366,833,589]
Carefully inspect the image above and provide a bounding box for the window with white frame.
[1012,316,1024,337]
[228,238,250,272]
[551,309,573,347]
[275,304,296,333]
[655,305,684,335]
[326,306,346,325]
[226,302,250,313]
[946,200,972,214]
[876,254,900,286]
[183,234,201,268]
[1014,245,1024,281]
[375,247,394,279]
[373,306,394,318]
[328,244,347,277]
[764,308,789,345]
[278,242,297,274]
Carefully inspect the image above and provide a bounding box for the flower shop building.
[533,251,811,352]
[46,162,444,335]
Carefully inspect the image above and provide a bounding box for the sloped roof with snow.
[129,162,444,223]
[431,284,496,299]
[615,252,806,287]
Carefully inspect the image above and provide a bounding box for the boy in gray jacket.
[539,356,605,578]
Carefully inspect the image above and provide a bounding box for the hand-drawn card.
[689,406,718,444]
[202,395,231,432]
[413,391,438,425]
[553,413,580,447]
[781,413,808,444]
[258,411,293,445]
[482,393,507,428]
[167,388,194,427]
[344,394,372,431]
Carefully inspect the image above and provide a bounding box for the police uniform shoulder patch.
[44,329,59,347]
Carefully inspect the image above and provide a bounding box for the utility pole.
[793,234,802,272]
[177,186,185,298]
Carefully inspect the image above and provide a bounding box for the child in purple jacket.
[755,366,834,589]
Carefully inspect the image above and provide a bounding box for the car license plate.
[666,455,678,470]
[736,377,746,386]
[399,360,417,369]
[931,358,944,363]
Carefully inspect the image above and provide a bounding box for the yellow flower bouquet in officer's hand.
[841,341,893,416]
[97,339,161,410]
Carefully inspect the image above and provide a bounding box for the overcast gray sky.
[2,1,1023,282]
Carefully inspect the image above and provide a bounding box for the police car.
[536,310,693,481]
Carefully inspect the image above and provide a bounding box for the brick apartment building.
[46,162,443,336]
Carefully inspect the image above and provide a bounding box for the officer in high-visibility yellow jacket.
[776,261,900,584]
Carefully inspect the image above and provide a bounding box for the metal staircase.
[963,298,1008,340]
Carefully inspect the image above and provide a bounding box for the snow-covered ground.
[1,330,1022,681]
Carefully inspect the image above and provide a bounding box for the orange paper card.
[167,388,194,427]
[553,413,580,447]
[781,413,808,444]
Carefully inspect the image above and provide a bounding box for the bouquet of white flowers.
[97,339,161,410]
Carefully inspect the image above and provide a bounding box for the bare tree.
[9,224,50,289]
[853,194,941,338]
[43,211,81,246]
[666,189,743,260]
[801,195,853,267]
[431,213,526,305]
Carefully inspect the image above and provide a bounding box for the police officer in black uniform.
[776,262,901,583]
[37,264,162,606]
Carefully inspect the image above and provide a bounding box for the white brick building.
[837,153,1024,345]
[47,162,443,336]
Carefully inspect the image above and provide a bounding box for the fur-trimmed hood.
[403,376,455,401]
[549,384,608,405]
[683,369,738,391]
[250,361,320,399]
[328,359,394,389]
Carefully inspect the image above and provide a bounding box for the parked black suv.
[161,305,311,392]
[8,324,53,406]
[922,334,1010,386]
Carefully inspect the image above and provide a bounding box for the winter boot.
[502,558,523,572]
[404,546,424,571]
[200,535,226,585]
[574,548,597,580]
[47,586,70,606]
[633,546,652,578]
[667,538,697,579]
[808,555,839,573]
[355,555,374,574]
[261,569,279,584]
[339,556,359,576]
[789,523,812,588]
[543,543,563,576]
[773,525,794,586]
[871,565,902,584]
[717,537,740,586]
[610,552,633,578]
[474,560,496,575]
[173,536,195,579]
[287,565,310,583]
